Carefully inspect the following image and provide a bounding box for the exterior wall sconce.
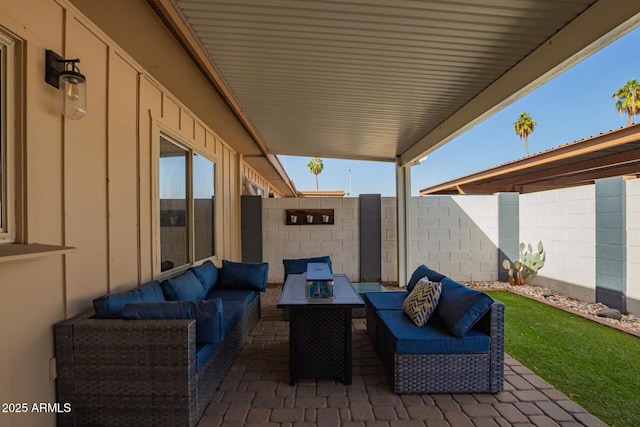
[45,50,87,120]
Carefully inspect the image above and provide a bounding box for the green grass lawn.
[485,291,640,427]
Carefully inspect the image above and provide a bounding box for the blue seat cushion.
[122,299,224,345]
[377,310,490,354]
[161,270,206,301]
[406,265,447,292]
[434,277,494,338]
[217,260,269,291]
[196,343,220,372]
[364,291,409,311]
[93,280,165,319]
[206,289,257,306]
[190,260,219,295]
[283,256,332,282]
[221,299,249,336]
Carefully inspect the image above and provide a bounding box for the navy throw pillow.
[161,270,206,301]
[218,259,269,291]
[122,299,224,345]
[406,265,446,292]
[93,280,165,319]
[190,260,219,295]
[434,277,494,338]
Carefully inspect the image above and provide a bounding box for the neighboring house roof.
[298,190,346,198]
[419,123,640,195]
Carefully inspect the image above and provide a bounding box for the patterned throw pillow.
[402,277,442,327]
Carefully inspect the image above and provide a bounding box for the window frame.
[155,129,217,277]
[0,31,16,244]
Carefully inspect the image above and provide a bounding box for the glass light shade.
[59,71,87,120]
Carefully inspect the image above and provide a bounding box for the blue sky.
[279,25,640,196]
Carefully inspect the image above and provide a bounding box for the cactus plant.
[502,241,545,286]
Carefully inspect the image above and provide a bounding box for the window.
[159,134,215,272]
[251,183,264,197]
[193,153,215,261]
[0,32,15,243]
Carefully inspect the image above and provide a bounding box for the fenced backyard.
[260,177,640,317]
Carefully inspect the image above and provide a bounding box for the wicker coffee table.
[277,273,364,385]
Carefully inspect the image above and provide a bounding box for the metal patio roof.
[149,0,640,167]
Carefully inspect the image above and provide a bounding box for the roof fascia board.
[149,0,298,196]
[400,0,640,167]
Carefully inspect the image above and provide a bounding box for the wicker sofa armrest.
[73,317,196,365]
[55,314,198,427]
[488,301,505,392]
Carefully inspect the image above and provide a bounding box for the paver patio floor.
[196,285,607,427]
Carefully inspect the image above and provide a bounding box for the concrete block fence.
[259,180,640,315]
[261,194,500,284]
[520,186,596,303]
[626,178,640,314]
[262,197,361,283]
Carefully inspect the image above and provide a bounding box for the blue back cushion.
[161,270,206,301]
[282,256,332,282]
[93,280,165,319]
[434,277,494,338]
[136,280,166,302]
[190,260,219,295]
[406,265,446,292]
[217,260,269,291]
[122,299,224,345]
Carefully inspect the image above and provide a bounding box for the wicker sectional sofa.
[54,260,267,427]
[364,265,504,394]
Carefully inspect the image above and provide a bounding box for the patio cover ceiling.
[149,0,640,168]
[419,123,640,195]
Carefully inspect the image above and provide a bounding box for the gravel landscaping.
[466,281,640,336]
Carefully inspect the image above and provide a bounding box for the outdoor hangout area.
[2,1,640,427]
[53,253,636,426]
[195,280,611,427]
[55,256,612,426]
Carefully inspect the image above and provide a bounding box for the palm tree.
[307,157,324,190]
[612,79,640,126]
[513,112,537,156]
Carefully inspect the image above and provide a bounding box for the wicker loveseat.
[54,260,267,427]
[364,265,504,394]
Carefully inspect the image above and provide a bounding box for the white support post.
[396,159,412,287]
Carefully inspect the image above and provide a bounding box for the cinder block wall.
[520,186,596,302]
[626,178,640,314]
[381,198,398,282]
[263,197,360,282]
[405,196,499,282]
[263,186,638,314]
[263,195,500,284]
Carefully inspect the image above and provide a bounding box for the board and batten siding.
[0,1,269,425]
